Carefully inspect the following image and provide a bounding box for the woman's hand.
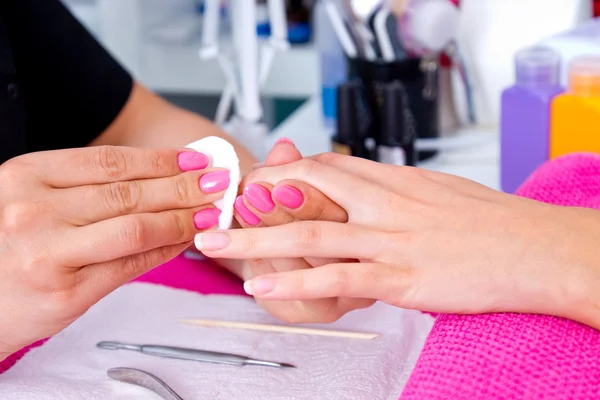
[196,153,600,328]
[228,141,374,323]
[0,146,230,359]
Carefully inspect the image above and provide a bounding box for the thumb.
[243,262,401,302]
[264,138,302,167]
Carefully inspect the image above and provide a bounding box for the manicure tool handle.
[140,345,248,366]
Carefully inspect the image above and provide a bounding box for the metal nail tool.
[107,367,184,400]
[97,341,296,369]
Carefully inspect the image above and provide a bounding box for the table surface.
[270,98,501,191]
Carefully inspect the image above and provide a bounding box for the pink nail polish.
[275,137,294,146]
[272,185,304,209]
[193,208,221,230]
[200,171,230,193]
[244,184,275,213]
[178,152,209,172]
[234,195,261,226]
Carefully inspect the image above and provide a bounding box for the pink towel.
[401,152,600,400]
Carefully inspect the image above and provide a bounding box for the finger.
[243,263,406,303]
[242,180,348,268]
[233,195,267,227]
[237,182,287,227]
[25,146,208,188]
[61,206,219,266]
[195,221,388,260]
[264,138,302,167]
[79,242,191,300]
[270,180,347,222]
[241,180,347,225]
[60,168,229,225]
[243,158,385,214]
[239,139,301,194]
[256,296,376,324]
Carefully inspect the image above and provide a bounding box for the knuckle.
[0,160,23,185]
[241,233,258,254]
[1,202,41,233]
[150,150,169,175]
[248,258,273,276]
[328,268,351,295]
[120,253,142,279]
[173,175,193,204]
[105,181,142,214]
[298,223,322,248]
[93,146,128,179]
[296,158,322,179]
[399,165,425,180]
[169,212,190,242]
[118,217,148,251]
[20,253,47,276]
[313,152,340,166]
[310,201,329,222]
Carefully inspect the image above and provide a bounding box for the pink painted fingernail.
[193,208,221,230]
[200,171,230,193]
[234,195,261,226]
[272,185,304,209]
[178,152,209,171]
[244,184,275,213]
[195,231,230,251]
[275,137,294,145]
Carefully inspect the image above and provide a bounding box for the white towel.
[0,283,433,400]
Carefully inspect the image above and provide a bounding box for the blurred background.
[59,0,600,191]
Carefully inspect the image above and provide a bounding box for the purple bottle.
[501,46,564,193]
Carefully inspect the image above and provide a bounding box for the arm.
[90,82,257,174]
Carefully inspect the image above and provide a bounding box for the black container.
[333,80,375,159]
[348,57,439,161]
[378,81,417,166]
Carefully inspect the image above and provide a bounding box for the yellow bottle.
[550,56,600,159]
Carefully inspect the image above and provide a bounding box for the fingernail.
[234,195,260,226]
[195,231,230,251]
[275,137,294,146]
[200,170,230,193]
[178,152,209,171]
[244,184,275,213]
[193,208,221,230]
[272,185,304,209]
[244,278,276,296]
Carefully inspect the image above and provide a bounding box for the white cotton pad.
[185,136,241,230]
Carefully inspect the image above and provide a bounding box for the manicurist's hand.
[197,153,600,329]
[0,146,231,359]
[228,140,374,323]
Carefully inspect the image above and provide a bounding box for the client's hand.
[230,140,374,323]
[196,153,600,329]
[0,146,228,359]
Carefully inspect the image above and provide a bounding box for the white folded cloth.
[0,283,433,400]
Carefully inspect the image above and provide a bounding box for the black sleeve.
[0,0,133,152]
